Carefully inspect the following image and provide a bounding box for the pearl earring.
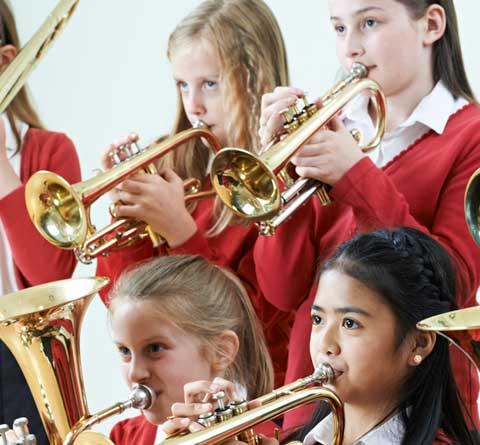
[413,354,422,365]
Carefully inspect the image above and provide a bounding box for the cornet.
[464,169,480,246]
[162,364,344,445]
[25,125,222,264]
[210,63,386,235]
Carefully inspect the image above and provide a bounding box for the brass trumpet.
[464,169,480,246]
[25,126,222,264]
[210,63,386,235]
[0,0,79,113]
[163,364,344,445]
[0,278,155,445]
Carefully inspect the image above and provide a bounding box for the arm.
[0,131,81,286]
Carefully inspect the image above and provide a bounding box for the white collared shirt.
[304,412,405,445]
[342,81,468,167]
[0,113,28,296]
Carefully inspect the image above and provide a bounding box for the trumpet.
[163,364,344,445]
[25,124,222,264]
[464,168,480,246]
[210,63,386,235]
[0,278,155,445]
[0,0,79,113]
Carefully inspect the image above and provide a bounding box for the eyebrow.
[311,304,372,317]
[330,6,384,21]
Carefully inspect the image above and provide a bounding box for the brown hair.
[396,0,475,102]
[0,0,43,146]
[109,255,274,398]
[162,0,290,236]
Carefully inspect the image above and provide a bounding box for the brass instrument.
[0,0,79,113]
[0,278,155,445]
[464,169,480,245]
[417,306,480,370]
[25,126,222,264]
[210,62,386,235]
[163,364,344,445]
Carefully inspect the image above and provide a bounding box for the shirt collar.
[2,113,28,157]
[304,412,405,445]
[342,81,467,136]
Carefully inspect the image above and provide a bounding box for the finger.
[293,143,329,160]
[100,143,118,170]
[188,422,205,433]
[295,165,326,180]
[328,116,346,132]
[184,381,216,403]
[171,402,213,418]
[160,417,192,436]
[115,203,144,219]
[120,178,154,195]
[260,87,304,115]
[159,168,183,185]
[211,377,238,400]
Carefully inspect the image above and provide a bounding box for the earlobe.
[209,330,240,375]
[0,44,17,71]
[422,5,447,46]
[409,331,436,366]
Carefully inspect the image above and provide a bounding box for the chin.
[142,408,167,425]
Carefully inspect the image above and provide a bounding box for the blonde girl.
[97,0,292,387]
[108,254,273,445]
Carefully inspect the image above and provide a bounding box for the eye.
[311,313,323,326]
[334,24,346,35]
[147,343,166,356]
[362,18,378,30]
[342,318,360,329]
[204,80,218,90]
[117,346,131,361]
[177,81,188,93]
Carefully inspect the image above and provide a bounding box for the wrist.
[164,214,198,248]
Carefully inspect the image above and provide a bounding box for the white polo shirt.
[0,114,28,296]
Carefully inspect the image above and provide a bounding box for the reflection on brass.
[25,126,222,264]
[417,306,480,370]
[0,278,155,445]
[465,168,480,246]
[210,63,386,236]
[163,365,344,445]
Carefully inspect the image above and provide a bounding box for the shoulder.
[23,127,76,155]
[110,415,156,443]
[445,102,480,133]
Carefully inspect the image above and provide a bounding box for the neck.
[341,399,400,445]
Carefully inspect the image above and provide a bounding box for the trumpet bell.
[25,170,88,249]
[211,147,281,220]
[464,168,480,245]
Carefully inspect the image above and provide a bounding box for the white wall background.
[10,0,480,436]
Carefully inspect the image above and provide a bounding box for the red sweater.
[96,186,292,387]
[0,128,80,288]
[254,103,480,429]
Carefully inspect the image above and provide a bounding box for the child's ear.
[0,44,17,71]
[408,331,436,367]
[422,4,446,47]
[209,330,239,374]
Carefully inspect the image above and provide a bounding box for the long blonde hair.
[109,255,274,399]
[161,0,290,236]
[0,0,43,146]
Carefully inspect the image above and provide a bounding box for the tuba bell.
[464,169,480,246]
[25,125,222,264]
[0,278,155,445]
[162,364,344,445]
[210,62,386,235]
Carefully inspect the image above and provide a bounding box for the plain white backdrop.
[9,0,480,436]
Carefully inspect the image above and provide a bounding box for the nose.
[128,356,150,384]
[184,87,206,118]
[344,29,365,61]
[312,323,341,359]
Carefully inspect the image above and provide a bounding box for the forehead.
[328,0,406,18]
[170,39,221,77]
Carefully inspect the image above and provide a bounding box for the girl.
[108,254,274,445]
[96,0,292,388]
[173,228,477,444]
[254,0,480,428]
[0,0,80,441]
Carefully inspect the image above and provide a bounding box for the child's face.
[328,0,431,99]
[171,40,228,146]
[111,300,215,424]
[310,269,413,409]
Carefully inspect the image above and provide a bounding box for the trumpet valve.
[13,418,29,439]
[280,107,300,134]
[212,391,233,422]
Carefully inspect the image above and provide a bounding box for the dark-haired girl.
[168,228,477,444]
[0,0,80,441]
[255,0,480,429]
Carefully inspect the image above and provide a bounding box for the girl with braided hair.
[96,0,293,388]
[170,227,477,444]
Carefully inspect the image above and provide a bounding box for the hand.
[115,168,197,247]
[259,86,305,147]
[290,117,365,185]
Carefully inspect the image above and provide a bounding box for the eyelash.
[311,313,362,330]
